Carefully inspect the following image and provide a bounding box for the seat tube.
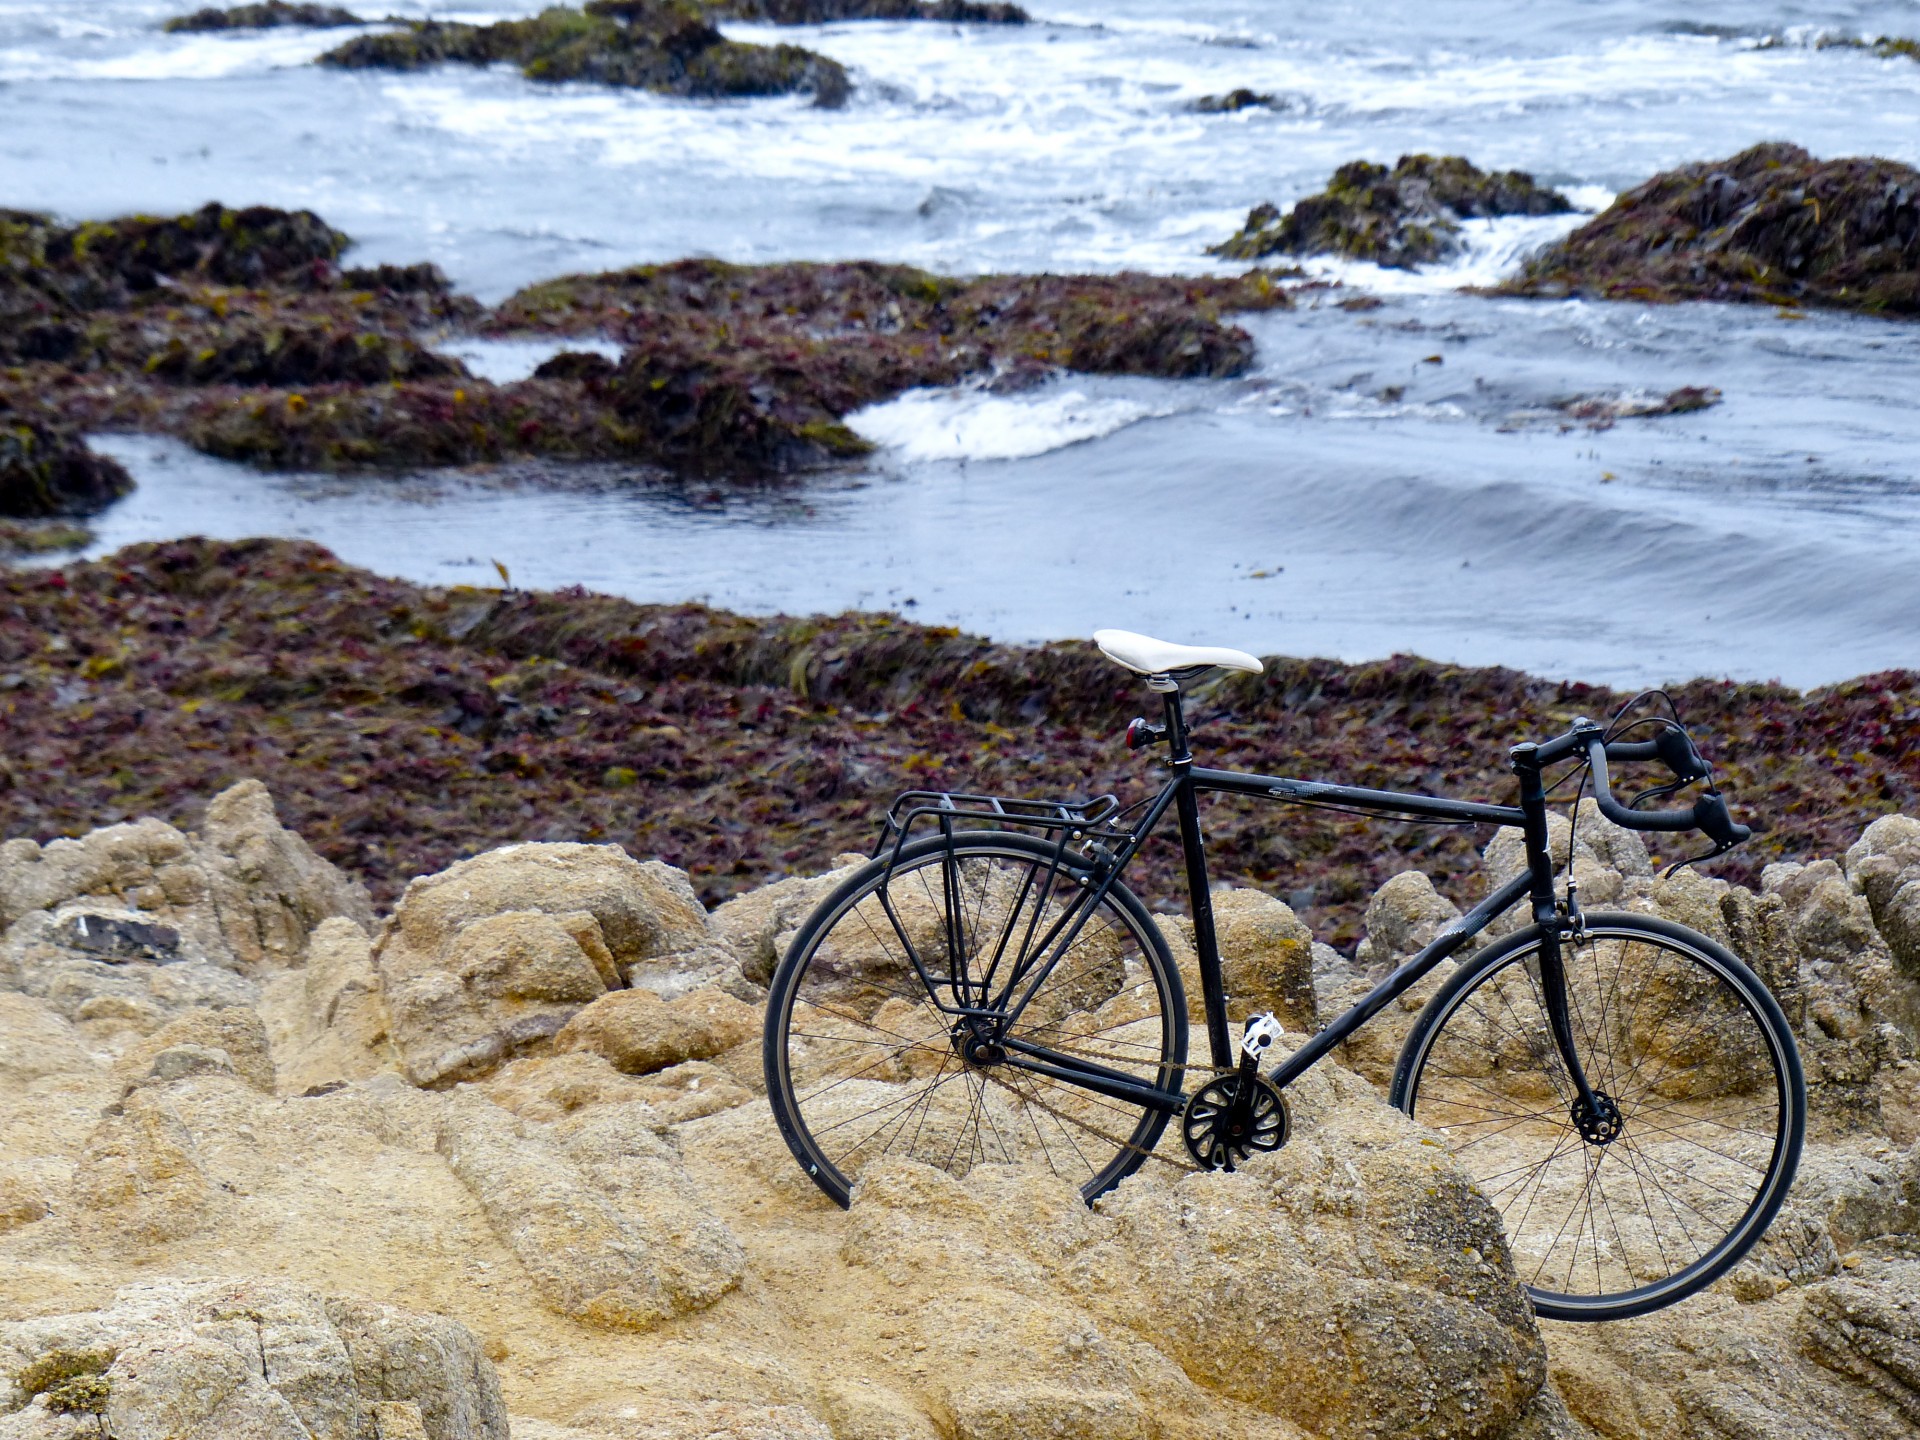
[1165,686,1234,1070]
[1509,742,1599,1108]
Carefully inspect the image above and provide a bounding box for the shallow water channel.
[8,0,1920,686]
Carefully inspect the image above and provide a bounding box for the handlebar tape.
[1585,737,1749,842]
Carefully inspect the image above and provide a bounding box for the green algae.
[1500,142,1920,316]
[318,3,852,105]
[164,2,364,31]
[1212,154,1572,268]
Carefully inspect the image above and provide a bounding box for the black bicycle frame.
[990,684,1603,1117]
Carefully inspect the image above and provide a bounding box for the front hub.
[1571,1090,1624,1146]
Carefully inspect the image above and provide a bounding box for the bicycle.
[762,628,1806,1322]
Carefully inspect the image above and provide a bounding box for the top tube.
[1187,766,1527,828]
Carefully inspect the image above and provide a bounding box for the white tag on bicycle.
[1241,1013,1285,1061]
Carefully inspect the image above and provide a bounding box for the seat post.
[1158,682,1192,764]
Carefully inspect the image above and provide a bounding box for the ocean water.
[7,0,1920,686]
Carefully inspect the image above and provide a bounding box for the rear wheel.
[763,831,1187,1207]
[1391,914,1805,1321]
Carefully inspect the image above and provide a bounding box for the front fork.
[1509,742,1603,1117]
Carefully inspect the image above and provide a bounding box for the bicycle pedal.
[1240,1013,1285,1064]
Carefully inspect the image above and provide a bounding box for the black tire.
[764,831,1187,1207]
[1391,913,1805,1321]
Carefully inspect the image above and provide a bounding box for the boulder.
[0,785,372,1043]
[1211,888,1317,1031]
[1355,870,1464,969]
[0,1278,505,1440]
[1847,814,1920,978]
[370,843,711,1086]
[0,781,372,966]
[706,853,866,986]
[434,1091,744,1329]
[553,985,758,1076]
[837,1066,1549,1440]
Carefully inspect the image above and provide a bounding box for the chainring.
[1181,1073,1290,1171]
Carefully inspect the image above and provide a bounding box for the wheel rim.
[1403,922,1797,1314]
[770,838,1183,1203]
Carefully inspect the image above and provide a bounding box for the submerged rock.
[1501,142,1920,315]
[1212,154,1572,268]
[1188,87,1281,113]
[163,2,366,31]
[319,3,852,107]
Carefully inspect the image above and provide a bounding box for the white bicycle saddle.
[1092,628,1263,678]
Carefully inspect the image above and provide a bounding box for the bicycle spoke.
[771,837,1182,1205]
[1404,921,1799,1315]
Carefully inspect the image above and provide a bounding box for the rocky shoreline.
[3,537,1914,951]
[2,759,1918,1436]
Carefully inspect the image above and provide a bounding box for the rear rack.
[872,790,1123,860]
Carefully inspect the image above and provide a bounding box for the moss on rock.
[0,519,92,557]
[1212,154,1572,268]
[13,1347,116,1404]
[319,3,852,105]
[164,2,364,31]
[1500,142,1920,315]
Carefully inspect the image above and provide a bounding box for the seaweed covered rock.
[0,519,91,558]
[1213,154,1572,268]
[697,0,1028,21]
[0,408,131,518]
[3,202,347,313]
[163,2,364,31]
[319,3,852,106]
[176,260,1288,474]
[1502,142,1920,315]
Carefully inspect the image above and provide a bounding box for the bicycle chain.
[973,1035,1248,1175]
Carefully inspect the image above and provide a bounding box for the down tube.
[1268,870,1534,1090]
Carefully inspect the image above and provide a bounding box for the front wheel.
[1391,913,1805,1322]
